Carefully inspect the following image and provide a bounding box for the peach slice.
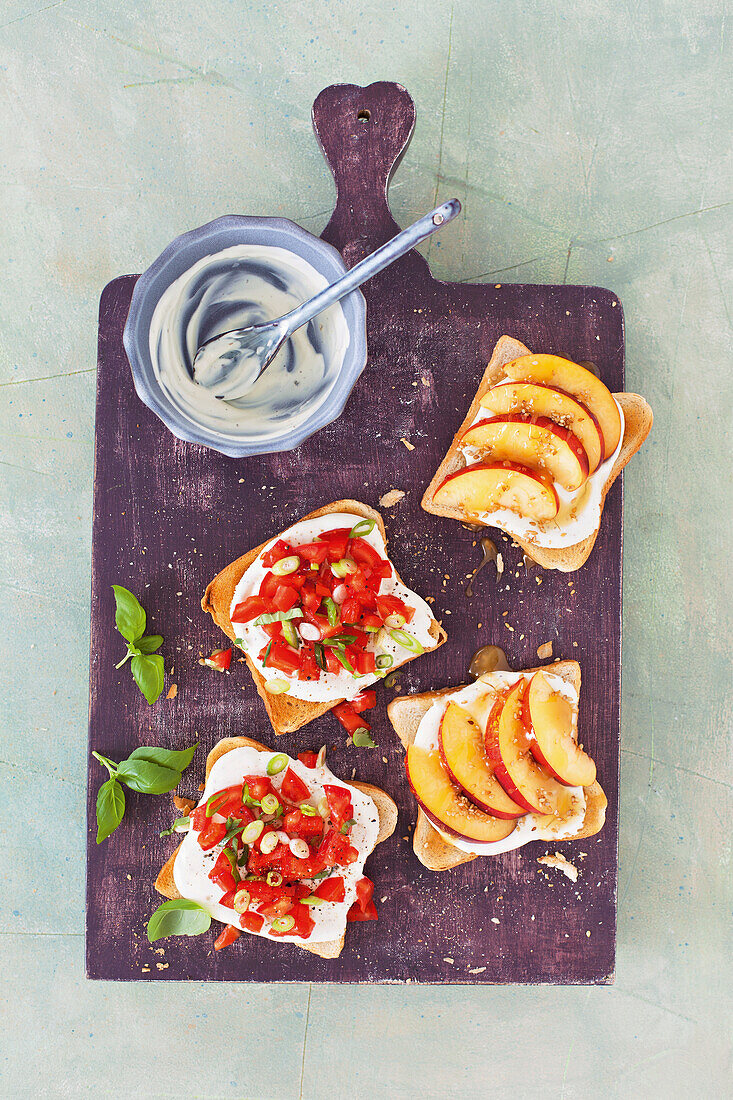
[524,671,596,786]
[438,702,526,819]
[502,354,622,457]
[461,415,590,492]
[405,745,516,843]
[433,461,559,522]
[480,382,604,472]
[484,681,576,816]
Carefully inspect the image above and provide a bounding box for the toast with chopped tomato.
[202,499,447,735]
[155,736,398,959]
[387,661,607,872]
[421,336,652,572]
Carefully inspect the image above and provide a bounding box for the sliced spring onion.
[271,915,295,933]
[331,648,355,674]
[223,846,241,882]
[339,817,357,833]
[253,607,302,627]
[324,597,340,627]
[316,745,327,768]
[300,895,325,907]
[266,870,283,886]
[259,831,279,855]
[289,837,310,859]
[233,888,251,914]
[331,557,358,579]
[266,753,288,776]
[205,791,229,818]
[264,678,290,694]
[322,634,357,648]
[314,642,327,671]
[260,792,281,815]
[159,815,190,837]
[309,562,319,571]
[362,624,382,633]
[389,628,424,654]
[299,622,321,643]
[276,830,290,845]
[271,555,300,576]
[280,620,300,649]
[261,640,273,668]
[348,518,376,538]
[384,612,406,629]
[242,819,265,844]
[300,804,318,817]
[316,796,330,819]
[375,653,393,669]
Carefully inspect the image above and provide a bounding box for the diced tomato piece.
[317,528,351,559]
[297,649,320,682]
[264,642,301,676]
[290,902,316,939]
[219,887,238,909]
[332,702,368,736]
[259,896,293,921]
[272,585,299,613]
[191,805,208,831]
[242,776,274,801]
[261,539,295,567]
[231,595,270,624]
[292,882,312,900]
[347,899,378,922]
[296,542,329,565]
[214,924,241,950]
[341,596,362,623]
[204,647,232,671]
[324,647,344,675]
[344,844,359,864]
[376,593,415,624]
[354,876,374,912]
[246,880,280,904]
[298,751,318,768]
[301,587,321,613]
[210,865,236,894]
[280,767,311,804]
[323,784,353,829]
[240,910,264,933]
[314,875,345,902]
[314,581,332,598]
[197,820,227,850]
[209,849,234,885]
[283,808,323,838]
[349,537,388,571]
[313,827,351,872]
[277,850,318,880]
[351,689,377,713]
[353,650,376,676]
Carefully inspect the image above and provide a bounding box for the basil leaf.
[159,816,190,838]
[128,743,197,773]
[96,778,125,843]
[352,729,376,748]
[112,585,147,643]
[252,608,303,626]
[147,899,211,943]
[116,757,180,795]
[131,653,165,705]
[135,634,163,655]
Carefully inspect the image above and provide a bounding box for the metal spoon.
[192,198,461,399]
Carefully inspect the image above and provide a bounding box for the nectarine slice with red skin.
[433,461,559,522]
[438,702,526,819]
[484,681,575,816]
[405,745,516,843]
[461,415,590,492]
[503,354,622,457]
[480,381,605,472]
[523,671,596,787]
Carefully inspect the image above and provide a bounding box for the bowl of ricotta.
[123,215,366,458]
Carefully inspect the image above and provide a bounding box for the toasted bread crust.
[202,499,447,734]
[155,736,398,959]
[387,660,607,871]
[421,336,653,572]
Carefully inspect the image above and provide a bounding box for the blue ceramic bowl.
[123,215,367,458]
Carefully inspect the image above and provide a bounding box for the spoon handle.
[281,198,461,334]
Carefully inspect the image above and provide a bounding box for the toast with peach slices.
[155,736,398,959]
[202,499,446,736]
[387,661,607,872]
[421,336,652,571]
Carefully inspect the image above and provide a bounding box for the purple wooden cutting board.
[86,82,622,983]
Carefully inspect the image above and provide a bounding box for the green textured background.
[1,1,731,1097]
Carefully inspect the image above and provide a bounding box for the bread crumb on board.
[166,683,178,699]
[378,489,406,508]
[537,852,579,882]
[400,438,415,451]
[536,641,553,660]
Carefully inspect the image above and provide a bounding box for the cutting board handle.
[313,81,421,265]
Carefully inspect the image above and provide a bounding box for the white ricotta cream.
[412,670,586,856]
[230,513,438,702]
[149,245,351,444]
[173,746,380,945]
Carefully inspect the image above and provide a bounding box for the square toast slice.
[387,660,607,871]
[202,499,447,735]
[421,336,653,571]
[155,735,398,959]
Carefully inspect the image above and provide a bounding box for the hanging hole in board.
[357,109,371,123]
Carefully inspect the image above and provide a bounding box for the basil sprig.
[92,742,198,843]
[112,585,165,704]
[159,816,190,838]
[352,728,376,749]
[147,899,211,943]
[252,607,302,626]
